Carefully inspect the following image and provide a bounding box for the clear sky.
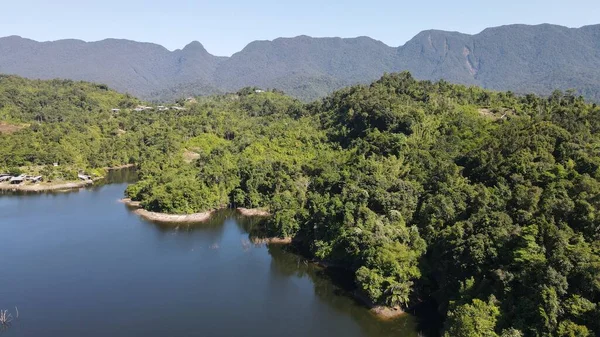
[2,0,599,56]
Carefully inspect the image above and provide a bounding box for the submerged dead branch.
[0,307,19,331]
[0,310,12,325]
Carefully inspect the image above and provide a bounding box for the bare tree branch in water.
[0,310,12,325]
[0,307,19,332]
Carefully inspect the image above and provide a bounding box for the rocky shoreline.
[237,207,271,217]
[120,198,275,224]
[120,198,214,223]
[369,305,405,320]
[250,236,292,244]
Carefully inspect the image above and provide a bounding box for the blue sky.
[2,0,599,56]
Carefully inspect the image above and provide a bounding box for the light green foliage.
[186,133,229,155]
[501,328,525,337]
[557,321,591,337]
[0,75,141,173]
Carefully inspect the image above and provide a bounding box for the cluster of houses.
[0,172,93,185]
[0,174,43,185]
[111,105,187,113]
[132,105,155,112]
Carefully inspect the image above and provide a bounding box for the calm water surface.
[0,171,419,337]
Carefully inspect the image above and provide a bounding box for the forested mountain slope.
[1,24,600,101]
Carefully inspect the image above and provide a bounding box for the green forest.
[1,73,599,337]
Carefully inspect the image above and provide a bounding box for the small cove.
[0,170,422,337]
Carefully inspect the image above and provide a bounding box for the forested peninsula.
[1,73,599,336]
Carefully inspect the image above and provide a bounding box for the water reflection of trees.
[232,212,270,237]
[140,210,233,252]
[91,167,139,189]
[135,210,427,337]
[267,245,422,337]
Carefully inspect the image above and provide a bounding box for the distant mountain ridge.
[1,23,600,101]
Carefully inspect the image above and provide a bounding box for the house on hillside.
[111,108,121,112]
[134,105,154,112]
[10,175,26,184]
[157,106,168,111]
[24,175,43,183]
[78,174,91,181]
[28,176,43,183]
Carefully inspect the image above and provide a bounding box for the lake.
[0,170,421,337]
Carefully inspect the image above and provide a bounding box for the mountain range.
[1,23,600,102]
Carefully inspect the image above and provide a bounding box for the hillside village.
[128,105,186,112]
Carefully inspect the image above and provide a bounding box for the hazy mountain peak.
[2,35,25,40]
[182,40,208,53]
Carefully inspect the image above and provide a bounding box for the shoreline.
[369,306,406,320]
[119,199,402,320]
[300,258,406,320]
[250,236,292,244]
[4,173,405,321]
[121,198,273,224]
[0,164,135,193]
[0,179,94,192]
[237,207,271,217]
[120,198,214,223]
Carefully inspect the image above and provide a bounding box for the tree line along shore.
[1,73,599,336]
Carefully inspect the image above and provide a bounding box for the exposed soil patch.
[370,306,406,320]
[478,108,515,120]
[0,122,26,134]
[237,207,271,217]
[183,150,201,163]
